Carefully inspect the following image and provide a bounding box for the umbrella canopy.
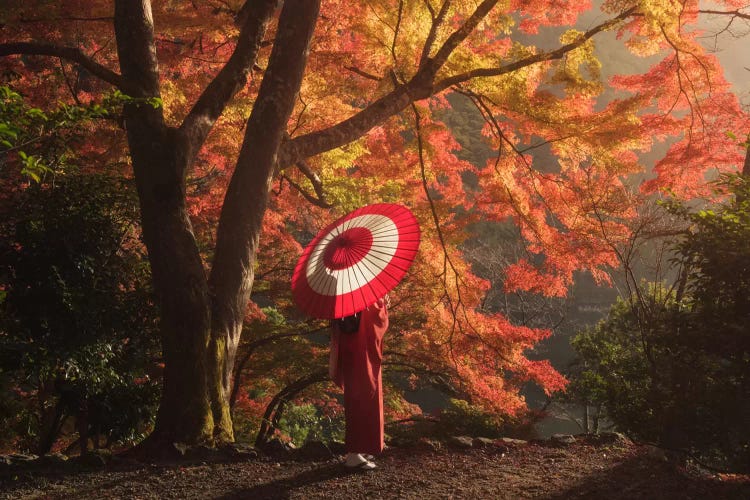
[291,203,420,319]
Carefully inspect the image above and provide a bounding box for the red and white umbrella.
[291,203,420,319]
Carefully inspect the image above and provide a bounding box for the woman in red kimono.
[329,295,389,470]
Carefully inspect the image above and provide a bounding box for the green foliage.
[0,170,160,452]
[569,177,750,471]
[0,85,159,182]
[278,403,343,445]
[437,399,507,438]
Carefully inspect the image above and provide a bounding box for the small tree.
[568,176,750,471]
[0,111,160,456]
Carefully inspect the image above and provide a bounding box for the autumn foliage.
[1,0,748,450]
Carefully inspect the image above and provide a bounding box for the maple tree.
[1,0,748,451]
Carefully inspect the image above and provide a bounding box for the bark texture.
[208,0,321,439]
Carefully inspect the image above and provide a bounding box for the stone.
[261,438,293,457]
[472,437,497,448]
[37,452,69,466]
[225,444,259,461]
[416,438,442,452]
[328,440,346,455]
[386,436,417,448]
[173,442,189,456]
[644,444,668,462]
[449,436,474,449]
[9,453,38,463]
[550,434,577,446]
[78,450,110,467]
[297,440,334,461]
[183,445,218,462]
[500,437,528,446]
[596,432,632,446]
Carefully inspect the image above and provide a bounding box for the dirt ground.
[1,438,748,499]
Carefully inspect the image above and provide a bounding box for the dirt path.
[1,440,748,499]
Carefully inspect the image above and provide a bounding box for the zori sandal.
[344,460,377,471]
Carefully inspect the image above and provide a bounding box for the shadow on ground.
[215,463,355,499]
[547,455,750,500]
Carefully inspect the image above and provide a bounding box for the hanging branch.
[279,160,333,208]
[229,325,328,410]
[254,369,329,448]
[411,102,463,341]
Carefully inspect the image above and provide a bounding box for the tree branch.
[229,325,328,410]
[278,6,637,170]
[254,369,329,447]
[420,0,452,66]
[428,0,498,69]
[179,0,277,162]
[280,160,333,208]
[433,6,637,92]
[699,9,750,21]
[0,42,124,90]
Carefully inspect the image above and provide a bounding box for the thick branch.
[114,0,161,98]
[0,42,124,90]
[179,0,277,162]
[420,0,452,66]
[279,6,637,169]
[254,369,328,447]
[433,6,637,92]
[429,0,498,68]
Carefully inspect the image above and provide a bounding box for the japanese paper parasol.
[291,203,420,319]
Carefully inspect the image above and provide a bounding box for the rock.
[173,442,190,456]
[386,436,417,448]
[644,444,668,462]
[297,440,334,461]
[449,436,474,449]
[183,445,218,462]
[261,438,294,458]
[37,452,69,466]
[596,432,632,446]
[550,434,577,446]
[500,437,528,446]
[238,448,260,460]
[225,443,259,461]
[78,450,110,467]
[472,437,497,448]
[416,438,442,452]
[9,453,38,464]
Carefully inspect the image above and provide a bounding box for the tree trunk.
[115,0,214,447]
[583,404,590,434]
[113,0,320,448]
[207,0,321,442]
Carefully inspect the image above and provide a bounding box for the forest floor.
[1,435,749,499]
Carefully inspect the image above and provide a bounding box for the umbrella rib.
[352,259,380,310]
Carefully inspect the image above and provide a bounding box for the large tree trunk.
[115,0,213,447]
[114,0,320,448]
[208,0,321,441]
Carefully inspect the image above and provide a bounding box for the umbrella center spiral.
[323,226,373,270]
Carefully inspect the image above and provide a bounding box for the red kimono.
[329,298,388,455]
